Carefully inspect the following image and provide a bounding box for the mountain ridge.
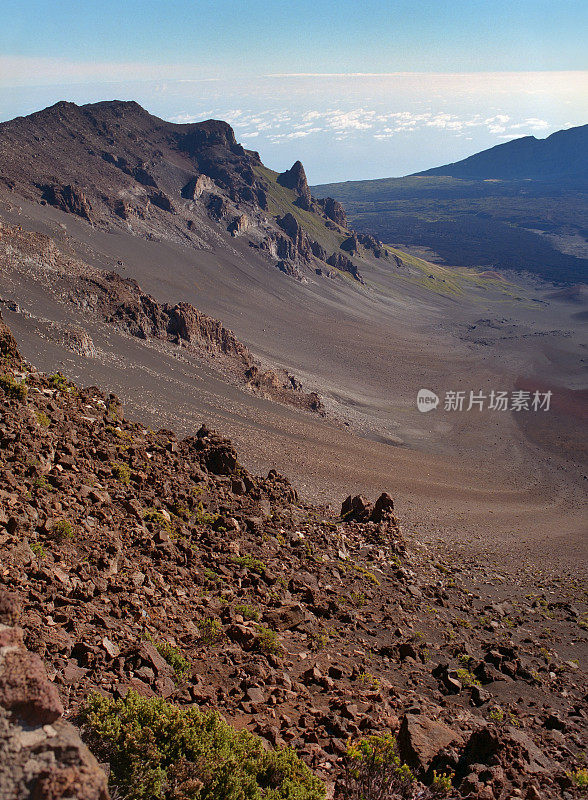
[414,124,588,184]
[0,99,386,284]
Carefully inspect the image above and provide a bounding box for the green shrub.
[82,691,325,800]
[358,672,381,691]
[49,371,76,393]
[568,767,588,789]
[143,508,173,531]
[35,410,50,427]
[344,734,414,800]
[0,374,27,401]
[53,518,74,540]
[198,618,224,646]
[203,568,225,585]
[144,634,191,680]
[431,770,453,795]
[111,461,131,485]
[194,502,220,526]
[456,668,481,688]
[30,541,46,559]
[256,625,283,657]
[234,603,260,622]
[232,555,267,575]
[349,592,367,608]
[32,475,55,492]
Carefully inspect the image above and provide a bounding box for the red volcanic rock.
[0,645,63,725]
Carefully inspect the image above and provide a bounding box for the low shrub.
[82,691,325,800]
[344,734,414,800]
[0,374,27,401]
[256,625,283,656]
[52,518,74,540]
[111,461,131,484]
[198,618,224,646]
[232,554,267,575]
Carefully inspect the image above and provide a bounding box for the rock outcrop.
[317,197,347,227]
[277,161,312,210]
[41,184,93,221]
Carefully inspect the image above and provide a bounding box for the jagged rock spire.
[277,160,312,210]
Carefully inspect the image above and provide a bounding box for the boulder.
[341,494,373,522]
[371,492,395,522]
[460,725,553,777]
[397,713,461,779]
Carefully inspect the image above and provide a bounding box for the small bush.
[256,625,283,657]
[30,541,46,559]
[49,371,76,393]
[144,635,190,680]
[234,603,260,622]
[349,591,367,607]
[82,691,325,800]
[198,617,224,646]
[568,767,588,789]
[232,554,267,575]
[344,734,414,800]
[53,518,74,540]
[358,672,381,691]
[35,410,50,427]
[203,568,225,585]
[431,770,453,795]
[111,461,131,485]
[194,502,220,526]
[143,508,173,531]
[456,668,481,689]
[0,374,27,401]
[32,475,55,493]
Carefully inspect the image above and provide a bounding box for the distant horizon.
[2,72,586,183]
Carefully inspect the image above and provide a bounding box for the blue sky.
[1,1,587,181]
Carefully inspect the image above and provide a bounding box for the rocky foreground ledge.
[0,310,586,800]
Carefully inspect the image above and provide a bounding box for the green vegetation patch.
[52,518,74,540]
[49,371,77,393]
[231,554,267,575]
[111,461,131,484]
[143,508,173,531]
[83,691,325,800]
[0,373,28,401]
[344,734,414,799]
[256,624,284,656]
[35,410,50,427]
[144,634,191,680]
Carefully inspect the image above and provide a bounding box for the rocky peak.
[277,161,312,210]
[179,119,241,156]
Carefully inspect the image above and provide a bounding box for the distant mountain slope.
[0,100,386,284]
[415,124,588,185]
[313,126,588,284]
